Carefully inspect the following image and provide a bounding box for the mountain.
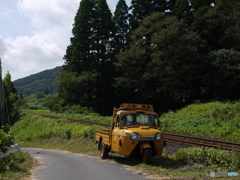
[14,66,63,95]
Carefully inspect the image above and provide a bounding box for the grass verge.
[8,105,240,180]
[15,137,240,180]
[161,101,240,142]
[0,151,36,180]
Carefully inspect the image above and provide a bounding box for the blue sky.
[0,0,131,81]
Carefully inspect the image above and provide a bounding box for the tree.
[150,0,168,13]
[192,0,240,51]
[190,0,214,12]
[60,0,115,114]
[58,70,98,107]
[3,72,19,125]
[94,0,115,114]
[43,88,50,95]
[63,0,97,73]
[129,0,152,31]
[115,13,206,111]
[113,0,130,53]
[95,0,115,61]
[129,0,167,31]
[167,0,176,13]
[208,49,240,100]
[173,0,193,26]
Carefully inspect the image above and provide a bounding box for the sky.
[0,0,131,81]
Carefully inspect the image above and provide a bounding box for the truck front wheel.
[142,148,151,164]
[100,141,108,159]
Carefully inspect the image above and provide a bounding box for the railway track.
[23,111,240,152]
[164,132,240,152]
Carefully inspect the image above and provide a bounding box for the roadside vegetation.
[0,151,35,180]
[2,0,239,178]
[5,100,239,179]
[12,113,106,142]
[0,126,35,180]
[161,101,240,142]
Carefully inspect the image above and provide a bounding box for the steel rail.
[22,111,240,151]
[164,132,240,151]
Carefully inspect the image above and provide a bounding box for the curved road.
[23,148,149,180]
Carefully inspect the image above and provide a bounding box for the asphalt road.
[22,148,148,180]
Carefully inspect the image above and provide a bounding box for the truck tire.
[100,141,108,159]
[142,148,151,164]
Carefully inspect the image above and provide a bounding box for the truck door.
[111,117,120,152]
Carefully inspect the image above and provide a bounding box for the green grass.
[12,113,107,141]
[161,101,240,142]
[174,147,240,170]
[22,109,112,125]
[0,151,35,180]
[24,94,49,110]
[9,109,240,179]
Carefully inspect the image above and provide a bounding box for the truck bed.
[95,129,111,146]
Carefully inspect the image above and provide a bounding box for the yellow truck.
[95,103,165,163]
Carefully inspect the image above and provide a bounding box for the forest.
[14,66,62,95]
[26,0,240,115]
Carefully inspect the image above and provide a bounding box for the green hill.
[14,66,63,95]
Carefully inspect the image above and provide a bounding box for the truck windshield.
[121,114,159,126]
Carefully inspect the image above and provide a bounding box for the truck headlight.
[155,133,162,141]
[130,132,141,141]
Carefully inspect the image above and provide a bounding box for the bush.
[161,101,240,142]
[0,126,15,171]
[0,126,15,154]
[72,125,106,139]
[44,95,94,114]
[0,154,15,171]
[175,147,240,170]
[12,113,108,141]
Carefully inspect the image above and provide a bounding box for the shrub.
[175,147,240,170]
[12,113,108,141]
[161,101,240,142]
[72,125,106,139]
[0,126,15,154]
[0,126,15,171]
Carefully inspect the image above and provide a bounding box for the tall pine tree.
[129,0,152,31]
[94,0,115,114]
[129,0,168,31]
[59,0,115,114]
[150,0,167,13]
[3,72,19,125]
[113,0,129,53]
[95,0,115,65]
[64,0,97,73]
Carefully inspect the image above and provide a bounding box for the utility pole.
[0,58,9,128]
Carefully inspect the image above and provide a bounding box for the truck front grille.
[140,136,154,141]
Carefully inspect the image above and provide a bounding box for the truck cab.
[95,103,164,164]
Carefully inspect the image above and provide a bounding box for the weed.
[0,151,34,180]
[161,101,240,142]
[174,147,240,170]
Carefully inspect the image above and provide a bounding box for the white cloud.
[17,0,79,30]
[2,0,79,80]
[1,0,126,81]
[4,35,63,72]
